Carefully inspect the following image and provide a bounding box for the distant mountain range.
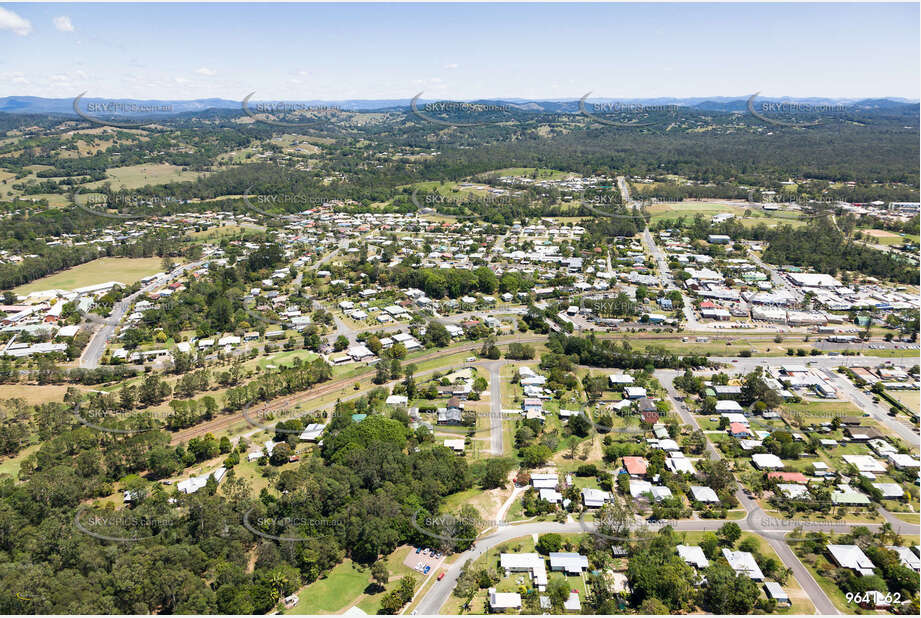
[1,95,917,116]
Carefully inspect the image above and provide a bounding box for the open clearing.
[647,201,806,227]
[0,384,82,405]
[889,389,920,415]
[84,163,210,190]
[864,229,916,246]
[12,256,165,294]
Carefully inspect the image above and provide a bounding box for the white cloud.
[195,67,216,76]
[0,7,32,36]
[444,63,459,70]
[53,16,75,32]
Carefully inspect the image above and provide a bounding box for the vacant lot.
[12,257,165,294]
[0,384,78,405]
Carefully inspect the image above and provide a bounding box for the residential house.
[677,545,710,569]
[827,544,876,576]
[722,548,765,580]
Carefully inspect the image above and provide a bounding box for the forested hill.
[0,408,472,614]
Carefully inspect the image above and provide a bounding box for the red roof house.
[729,422,752,438]
[623,456,648,477]
[767,471,809,484]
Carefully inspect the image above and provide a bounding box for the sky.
[1,2,918,101]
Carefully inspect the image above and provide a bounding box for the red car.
[437,572,446,581]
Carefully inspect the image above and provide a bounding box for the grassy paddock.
[12,257,166,294]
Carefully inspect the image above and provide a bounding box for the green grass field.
[83,163,209,190]
[286,546,416,615]
[863,229,917,246]
[288,559,372,614]
[646,202,806,228]
[888,389,920,415]
[12,257,167,294]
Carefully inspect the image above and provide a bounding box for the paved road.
[825,368,920,447]
[641,226,703,329]
[746,248,805,304]
[417,366,890,615]
[486,361,504,455]
[79,260,204,369]
[413,502,872,616]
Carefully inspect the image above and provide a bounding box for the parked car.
[437,572,446,581]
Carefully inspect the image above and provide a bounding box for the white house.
[677,544,709,569]
[722,548,764,580]
[827,544,875,576]
[500,553,548,590]
[752,453,784,470]
[488,588,521,611]
[581,488,610,508]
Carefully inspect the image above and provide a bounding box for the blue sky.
[1,2,918,100]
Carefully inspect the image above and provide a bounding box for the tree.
[638,598,669,614]
[597,499,633,541]
[269,442,292,466]
[683,429,706,454]
[425,321,450,347]
[536,533,563,555]
[626,535,696,611]
[547,574,570,610]
[568,413,591,438]
[699,532,720,560]
[519,444,551,467]
[482,458,510,489]
[506,342,535,360]
[717,522,741,547]
[371,561,390,592]
[373,362,390,385]
[333,335,349,352]
[701,562,758,614]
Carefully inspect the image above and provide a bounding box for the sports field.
[864,229,918,246]
[12,257,165,294]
